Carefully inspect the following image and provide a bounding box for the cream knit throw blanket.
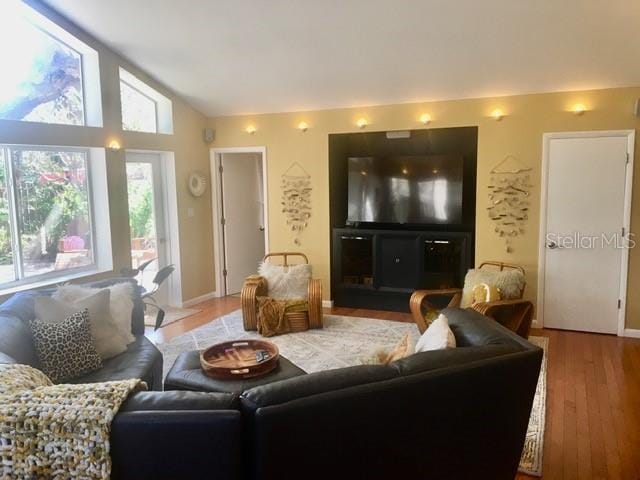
[0,364,146,479]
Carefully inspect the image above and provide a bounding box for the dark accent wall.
[328,127,478,310]
[328,127,478,232]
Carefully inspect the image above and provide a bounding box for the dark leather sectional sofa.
[0,280,542,480]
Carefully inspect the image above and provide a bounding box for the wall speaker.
[203,128,215,144]
[635,98,640,117]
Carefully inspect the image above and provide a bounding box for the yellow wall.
[0,2,215,303]
[209,86,640,329]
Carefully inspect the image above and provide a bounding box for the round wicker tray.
[200,340,279,379]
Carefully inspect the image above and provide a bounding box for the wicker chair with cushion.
[410,261,534,338]
[241,252,323,333]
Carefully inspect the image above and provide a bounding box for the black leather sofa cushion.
[392,343,518,376]
[443,307,530,348]
[111,410,242,480]
[241,364,398,411]
[69,336,163,390]
[165,350,307,394]
[120,390,239,412]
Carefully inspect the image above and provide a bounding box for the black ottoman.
[164,350,307,394]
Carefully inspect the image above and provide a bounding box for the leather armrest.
[119,390,239,412]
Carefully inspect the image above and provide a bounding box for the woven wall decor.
[487,155,532,253]
[281,162,312,246]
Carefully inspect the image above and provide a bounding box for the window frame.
[119,67,173,134]
[0,144,98,289]
[120,78,159,134]
[0,2,102,127]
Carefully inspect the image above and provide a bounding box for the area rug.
[156,309,547,475]
[144,306,202,328]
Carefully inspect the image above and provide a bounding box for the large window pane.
[121,81,157,133]
[12,149,93,277]
[0,8,84,125]
[0,150,15,284]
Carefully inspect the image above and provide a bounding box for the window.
[0,2,101,126]
[119,68,173,134]
[0,145,95,285]
[121,80,157,133]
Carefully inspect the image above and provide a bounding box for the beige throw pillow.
[35,290,130,360]
[460,268,525,308]
[53,283,136,344]
[258,262,311,300]
[361,333,415,365]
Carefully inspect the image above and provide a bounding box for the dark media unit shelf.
[332,228,472,312]
[328,127,477,312]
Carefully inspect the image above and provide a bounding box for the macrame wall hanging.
[487,155,532,253]
[281,162,312,246]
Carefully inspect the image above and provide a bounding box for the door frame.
[125,149,183,307]
[210,146,269,297]
[537,130,635,336]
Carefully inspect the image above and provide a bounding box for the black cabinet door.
[377,235,419,289]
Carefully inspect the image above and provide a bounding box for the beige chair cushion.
[460,268,525,308]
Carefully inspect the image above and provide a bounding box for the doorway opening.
[125,150,182,307]
[211,147,268,296]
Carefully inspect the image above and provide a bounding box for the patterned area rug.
[156,309,547,475]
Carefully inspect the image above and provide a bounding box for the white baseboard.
[322,300,334,309]
[623,328,640,338]
[531,319,542,329]
[182,291,218,308]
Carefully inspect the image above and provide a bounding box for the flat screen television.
[347,155,464,225]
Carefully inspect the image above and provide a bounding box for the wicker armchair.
[409,261,534,339]
[241,252,323,332]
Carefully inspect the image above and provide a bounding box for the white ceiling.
[45,0,640,117]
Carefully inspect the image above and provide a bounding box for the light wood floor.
[145,297,640,480]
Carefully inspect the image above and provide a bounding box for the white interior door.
[220,153,266,294]
[126,152,170,304]
[541,132,633,334]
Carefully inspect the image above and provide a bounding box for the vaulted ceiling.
[45,0,640,116]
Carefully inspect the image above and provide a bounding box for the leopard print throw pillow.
[29,308,103,383]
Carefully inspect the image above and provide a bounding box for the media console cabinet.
[331,227,473,312]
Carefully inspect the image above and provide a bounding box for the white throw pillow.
[258,262,311,300]
[53,283,136,344]
[415,314,456,352]
[34,290,130,360]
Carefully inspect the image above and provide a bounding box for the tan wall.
[0,3,215,303]
[209,86,640,329]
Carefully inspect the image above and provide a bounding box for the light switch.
[187,207,195,217]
